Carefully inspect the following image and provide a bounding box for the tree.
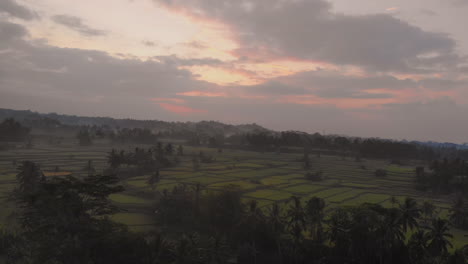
[305,197,325,241]
[328,208,352,257]
[422,200,436,225]
[77,130,92,146]
[107,149,121,169]
[427,218,453,257]
[16,161,44,194]
[287,196,306,243]
[0,118,30,142]
[85,159,95,176]
[13,173,125,263]
[147,169,160,191]
[399,197,421,232]
[177,145,184,156]
[449,196,468,229]
[165,143,174,155]
[408,230,429,264]
[267,203,285,262]
[303,151,311,170]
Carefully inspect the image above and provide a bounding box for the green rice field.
[0,141,467,245]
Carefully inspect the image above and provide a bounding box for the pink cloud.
[277,95,397,109]
[151,97,186,104]
[158,103,206,114]
[177,90,227,97]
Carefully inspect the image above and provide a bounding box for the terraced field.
[0,142,467,246]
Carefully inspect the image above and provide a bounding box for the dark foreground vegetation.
[0,161,467,264]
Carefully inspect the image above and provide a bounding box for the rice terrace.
[1,120,468,250]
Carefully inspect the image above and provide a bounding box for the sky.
[0,0,467,143]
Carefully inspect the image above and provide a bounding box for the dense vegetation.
[1,161,467,263]
[0,118,30,142]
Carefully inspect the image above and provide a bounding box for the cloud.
[154,0,461,73]
[154,55,223,66]
[0,0,37,20]
[449,0,468,6]
[158,103,206,114]
[142,40,157,47]
[52,14,107,37]
[177,91,226,97]
[0,22,218,119]
[1,20,468,142]
[151,97,185,103]
[0,20,27,45]
[420,9,437,16]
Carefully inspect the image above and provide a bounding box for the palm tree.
[427,218,453,257]
[449,196,468,228]
[287,196,306,243]
[267,203,286,262]
[146,233,174,264]
[421,200,436,225]
[376,208,405,264]
[305,197,325,241]
[389,196,399,208]
[327,208,351,257]
[399,197,421,232]
[408,230,429,264]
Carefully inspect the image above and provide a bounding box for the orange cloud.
[158,103,206,114]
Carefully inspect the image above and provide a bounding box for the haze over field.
[1,0,468,142]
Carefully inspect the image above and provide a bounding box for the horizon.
[1,0,468,143]
[4,106,468,145]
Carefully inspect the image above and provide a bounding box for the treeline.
[0,108,267,137]
[415,159,468,193]
[0,118,30,142]
[153,184,468,264]
[229,131,468,160]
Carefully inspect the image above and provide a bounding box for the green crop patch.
[307,187,353,199]
[283,184,325,195]
[210,180,259,190]
[343,193,390,206]
[261,176,291,186]
[327,190,362,203]
[109,194,153,205]
[245,189,292,201]
[126,179,148,188]
[111,213,155,232]
[340,182,378,188]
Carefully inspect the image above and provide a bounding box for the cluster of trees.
[415,158,468,194]
[233,131,466,161]
[0,118,30,142]
[77,130,93,146]
[154,183,468,264]
[107,143,182,175]
[109,128,159,144]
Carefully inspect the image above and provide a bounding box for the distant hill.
[0,108,269,137]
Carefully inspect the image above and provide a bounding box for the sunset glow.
[1,0,467,142]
